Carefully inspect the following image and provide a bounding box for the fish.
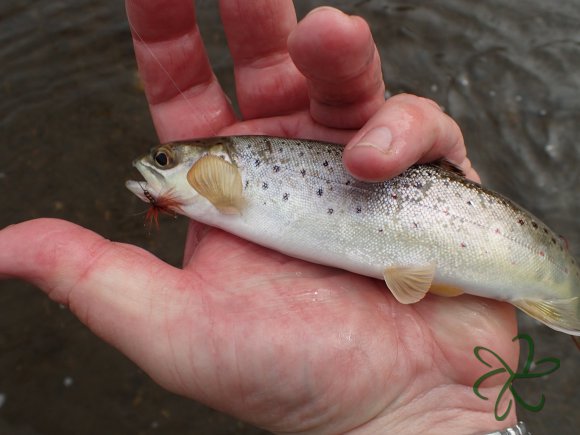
[126,135,580,337]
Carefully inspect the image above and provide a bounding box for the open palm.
[0,1,519,433]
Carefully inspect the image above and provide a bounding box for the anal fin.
[429,283,464,297]
[383,264,436,304]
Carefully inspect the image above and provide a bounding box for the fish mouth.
[125,179,150,203]
[125,159,161,203]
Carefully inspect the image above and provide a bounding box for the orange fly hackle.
[138,183,182,230]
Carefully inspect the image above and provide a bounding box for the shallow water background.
[1,0,579,433]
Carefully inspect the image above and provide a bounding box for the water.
[1,0,579,433]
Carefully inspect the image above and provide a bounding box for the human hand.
[0,1,518,433]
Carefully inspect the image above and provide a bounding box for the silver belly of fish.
[126,135,580,336]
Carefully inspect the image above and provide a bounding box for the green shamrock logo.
[473,333,560,421]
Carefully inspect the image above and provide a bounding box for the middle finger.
[220,0,309,119]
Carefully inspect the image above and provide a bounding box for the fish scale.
[126,135,580,337]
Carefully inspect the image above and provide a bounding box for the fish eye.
[155,151,168,166]
[153,148,172,167]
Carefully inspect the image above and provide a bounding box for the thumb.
[343,93,480,182]
[0,218,199,391]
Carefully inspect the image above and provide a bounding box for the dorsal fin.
[432,159,466,177]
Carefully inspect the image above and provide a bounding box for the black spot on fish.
[327,208,334,214]
[273,165,280,173]
[414,181,423,189]
[391,193,398,199]
[323,160,329,167]
[378,228,383,233]
[345,180,351,186]
[466,200,474,206]
[317,188,323,196]
[531,221,538,229]
[283,193,289,201]
[300,169,306,177]
[254,159,261,167]
[299,151,304,157]
[262,182,268,190]
[518,219,525,225]
[244,180,249,189]
[551,237,557,244]
[356,206,362,213]
[543,228,549,234]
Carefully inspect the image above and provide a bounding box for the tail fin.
[512,297,580,335]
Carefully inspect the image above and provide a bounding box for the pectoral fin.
[187,154,244,214]
[512,297,580,335]
[383,264,436,304]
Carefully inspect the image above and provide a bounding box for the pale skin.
[0,1,519,434]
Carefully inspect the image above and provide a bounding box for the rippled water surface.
[1,1,579,434]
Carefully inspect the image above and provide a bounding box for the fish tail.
[512,296,580,336]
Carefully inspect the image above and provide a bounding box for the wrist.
[346,384,517,435]
[482,421,529,435]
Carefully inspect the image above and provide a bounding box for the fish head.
[126,142,210,210]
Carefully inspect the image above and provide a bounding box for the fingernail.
[346,127,393,154]
[306,6,342,18]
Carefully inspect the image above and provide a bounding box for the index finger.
[126,0,236,141]
[344,94,480,182]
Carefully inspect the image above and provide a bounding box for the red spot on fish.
[495,228,501,234]
[539,251,545,257]
[391,193,398,199]
[559,235,570,251]
[460,242,467,248]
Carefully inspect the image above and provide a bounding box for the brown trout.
[126,136,580,337]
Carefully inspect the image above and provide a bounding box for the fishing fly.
[137,181,180,230]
